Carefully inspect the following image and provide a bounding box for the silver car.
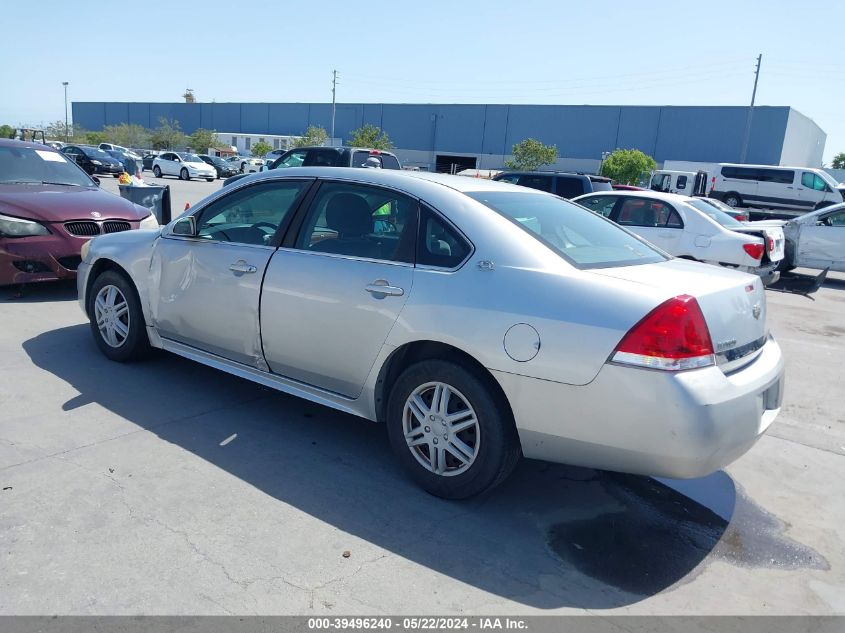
[77,168,784,498]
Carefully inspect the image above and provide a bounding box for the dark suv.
[224,146,402,187]
[493,171,613,199]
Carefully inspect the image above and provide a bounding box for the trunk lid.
[730,225,785,263]
[590,259,768,370]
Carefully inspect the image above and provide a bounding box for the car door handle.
[229,260,257,274]
[365,280,404,297]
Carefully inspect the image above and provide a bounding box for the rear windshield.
[82,146,112,159]
[466,191,666,268]
[0,146,95,187]
[589,179,613,192]
[687,198,744,228]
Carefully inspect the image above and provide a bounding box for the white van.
[710,164,843,212]
[648,169,709,197]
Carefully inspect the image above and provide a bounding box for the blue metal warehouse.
[73,102,826,172]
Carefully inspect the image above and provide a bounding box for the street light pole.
[62,82,69,142]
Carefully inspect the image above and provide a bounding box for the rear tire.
[153,166,162,178]
[88,270,150,362]
[723,192,742,208]
[206,177,214,182]
[386,360,521,499]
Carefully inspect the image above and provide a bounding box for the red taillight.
[612,295,714,371]
[369,150,381,155]
[742,243,764,260]
[736,214,748,222]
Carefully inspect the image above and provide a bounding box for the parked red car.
[0,139,158,287]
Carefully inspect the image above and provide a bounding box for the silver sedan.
[77,168,784,498]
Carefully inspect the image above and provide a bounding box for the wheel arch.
[373,340,515,429]
[85,258,136,317]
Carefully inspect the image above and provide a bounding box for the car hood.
[0,185,148,222]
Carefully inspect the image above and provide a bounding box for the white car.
[573,190,784,285]
[753,202,845,272]
[152,152,217,181]
[240,157,265,174]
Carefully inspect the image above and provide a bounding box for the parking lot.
[1,174,844,616]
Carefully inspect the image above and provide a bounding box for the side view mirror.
[172,216,197,237]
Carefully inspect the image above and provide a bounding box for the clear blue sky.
[1,0,842,163]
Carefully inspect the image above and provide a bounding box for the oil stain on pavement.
[546,472,828,596]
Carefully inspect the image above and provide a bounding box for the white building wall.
[780,109,826,167]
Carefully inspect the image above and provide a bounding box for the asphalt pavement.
[1,261,844,614]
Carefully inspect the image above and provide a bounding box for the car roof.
[0,138,59,151]
[574,189,693,203]
[238,166,544,194]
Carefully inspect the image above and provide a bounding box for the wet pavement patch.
[546,473,828,596]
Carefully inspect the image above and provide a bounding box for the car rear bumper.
[741,262,780,286]
[493,335,784,478]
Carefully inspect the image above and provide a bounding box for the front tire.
[206,177,214,182]
[153,165,162,178]
[386,360,520,499]
[88,270,150,362]
[180,168,190,181]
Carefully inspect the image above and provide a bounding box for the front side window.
[801,172,815,189]
[577,195,618,217]
[467,191,665,268]
[813,174,828,191]
[194,180,308,245]
[823,211,845,226]
[295,182,417,263]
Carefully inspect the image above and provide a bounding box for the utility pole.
[331,69,338,144]
[62,81,69,142]
[739,54,762,164]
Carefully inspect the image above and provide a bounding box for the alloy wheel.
[94,284,130,348]
[403,382,480,476]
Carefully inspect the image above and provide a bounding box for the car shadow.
[3,279,77,303]
[24,324,745,609]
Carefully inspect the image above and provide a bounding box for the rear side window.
[466,191,665,268]
[417,206,472,269]
[555,176,585,198]
[721,166,760,180]
[676,175,688,189]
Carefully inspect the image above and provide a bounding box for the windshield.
[178,153,204,163]
[82,146,112,160]
[466,191,666,268]
[0,146,95,187]
[817,170,838,189]
[687,198,744,228]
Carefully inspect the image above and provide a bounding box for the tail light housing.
[735,214,748,222]
[612,295,714,371]
[742,242,765,260]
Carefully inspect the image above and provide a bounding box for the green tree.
[347,124,393,150]
[832,152,845,170]
[84,131,109,145]
[0,124,15,139]
[293,125,329,148]
[599,148,657,185]
[44,120,71,140]
[251,141,273,157]
[103,123,150,149]
[187,128,220,153]
[505,138,558,170]
[149,117,186,150]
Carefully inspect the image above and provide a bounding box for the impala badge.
[752,304,761,320]
[91,211,102,219]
